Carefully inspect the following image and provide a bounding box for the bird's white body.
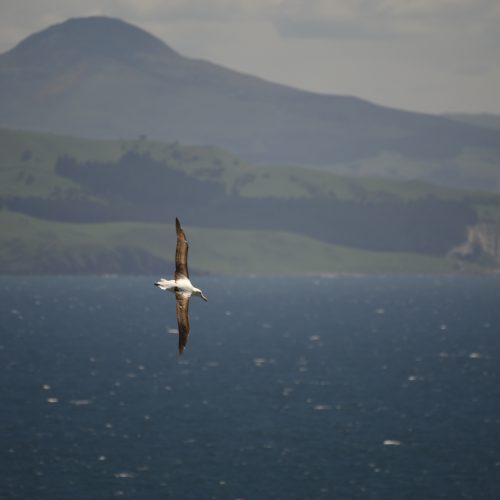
[155,277,207,301]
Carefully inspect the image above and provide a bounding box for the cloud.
[2,0,499,48]
[272,0,500,40]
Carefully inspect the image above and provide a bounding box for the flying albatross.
[154,218,208,354]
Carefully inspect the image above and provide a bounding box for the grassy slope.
[310,149,500,193]
[0,127,244,198]
[0,128,122,197]
[0,127,497,274]
[3,127,500,226]
[0,211,477,275]
[1,127,490,203]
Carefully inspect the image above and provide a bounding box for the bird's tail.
[154,278,171,291]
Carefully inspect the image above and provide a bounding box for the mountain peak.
[5,16,178,63]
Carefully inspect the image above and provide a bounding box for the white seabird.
[155,218,208,354]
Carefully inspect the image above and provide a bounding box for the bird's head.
[194,288,208,302]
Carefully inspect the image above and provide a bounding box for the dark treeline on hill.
[55,151,226,204]
[208,197,476,255]
[4,152,477,256]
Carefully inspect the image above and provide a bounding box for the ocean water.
[1,275,499,500]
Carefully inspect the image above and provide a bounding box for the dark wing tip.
[176,217,181,232]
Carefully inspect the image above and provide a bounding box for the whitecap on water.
[313,405,332,411]
[70,399,92,406]
[383,440,402,446]
[114,472,135,479]
[11,309,23,320]
[298,356,308,372]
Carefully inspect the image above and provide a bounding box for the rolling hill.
[1,16,500,192]
[1,128,499,274]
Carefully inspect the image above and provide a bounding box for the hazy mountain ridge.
[1,16,500,191]
[443,113,500,132]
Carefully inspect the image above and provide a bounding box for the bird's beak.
[201,294,208,302]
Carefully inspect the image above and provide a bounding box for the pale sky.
[1,0,499,114]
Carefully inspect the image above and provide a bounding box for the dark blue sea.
[1,275,499,500]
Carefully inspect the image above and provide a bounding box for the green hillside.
[0,127,489,203]
[0,211,478,275]
[313,148,500,193]
[1,128,499,274]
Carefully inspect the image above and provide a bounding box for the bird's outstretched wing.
[175,217,189,280]
[176,291,191,354]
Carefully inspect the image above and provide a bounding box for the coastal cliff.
[450,223,500,264]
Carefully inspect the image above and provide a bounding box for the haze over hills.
[1,16,500,191]
[443,113,500,132]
